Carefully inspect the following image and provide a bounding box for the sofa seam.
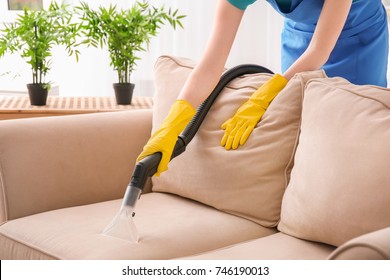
[276,72,327,228]
[306,79,390,110]
[328,242,389,260]
[177,237,262,259]
[156,55,273,91]
[274,75,306,228]
[0,231,60,260]
[0,159,9,223]
[157,55,194,71]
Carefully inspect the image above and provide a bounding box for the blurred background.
[0,0,388,97]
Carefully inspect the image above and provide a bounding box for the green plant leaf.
[0,1,84,84]
[75,1,185,84]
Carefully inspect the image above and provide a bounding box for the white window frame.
[383,0,390,15]
[0,0,59,23]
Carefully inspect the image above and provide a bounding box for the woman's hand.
[221,74,288,150]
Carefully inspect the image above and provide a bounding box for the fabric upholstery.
[0,192,275,260]
[278,77,390,246]
[328,227,390,260]
[152,55,326,226]
[180,232,335,260]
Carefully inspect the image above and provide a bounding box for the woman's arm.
[177,0,244,107]
[137,1,245,173]
[283,0,353,80]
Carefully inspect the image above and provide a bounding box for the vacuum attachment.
[102,199,140,242]
[102,153,162,243]
[102,64,274,243]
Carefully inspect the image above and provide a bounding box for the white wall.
[0,0,283,97]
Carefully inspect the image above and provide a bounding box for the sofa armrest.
[0,110,152,223]
[328,227,390,260]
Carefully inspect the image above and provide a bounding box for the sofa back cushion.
[151,55,325,226]
[278,77,390,246]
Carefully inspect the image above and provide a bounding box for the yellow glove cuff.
[250,74,288,106]
[136,99,195,176]
[161,99,196,129]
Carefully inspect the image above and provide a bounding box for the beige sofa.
[0,56,389,260]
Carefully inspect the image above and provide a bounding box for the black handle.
[130,152,161,190]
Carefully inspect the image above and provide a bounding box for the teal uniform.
[227,0,389,87]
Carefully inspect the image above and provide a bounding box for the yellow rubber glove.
[136,99,196,176]
[221,74,288,150]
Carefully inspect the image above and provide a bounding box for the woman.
[137,0,389,175]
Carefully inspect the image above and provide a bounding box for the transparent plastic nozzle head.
[102,205,139,243]
[102,185,142,243]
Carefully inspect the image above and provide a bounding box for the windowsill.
[0,84,60,96]
[0,95,153,120]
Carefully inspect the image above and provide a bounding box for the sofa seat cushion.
[278,77,390,247]
[181,232,335,260]
[0,193,276,260]
[152,55,326,227]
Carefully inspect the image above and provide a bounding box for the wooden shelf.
[0,96,153,120]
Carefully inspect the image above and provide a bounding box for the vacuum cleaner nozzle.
[102,153,162,243]
[102,185,142,243]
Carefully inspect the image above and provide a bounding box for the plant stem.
[39,65,42,84]
[34,23,39,84]
[125,61,128,84]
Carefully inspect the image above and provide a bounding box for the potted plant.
[77,1,185,105]
[0,2,81,106]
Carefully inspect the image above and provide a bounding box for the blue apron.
[266,0,389,87]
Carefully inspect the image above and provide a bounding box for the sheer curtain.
[0,0,283,97]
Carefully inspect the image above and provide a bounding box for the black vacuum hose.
[130,64,273,190]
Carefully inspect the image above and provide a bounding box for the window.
[8,0,43,10]
[383,0,390,11]
[1,0,48,22]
